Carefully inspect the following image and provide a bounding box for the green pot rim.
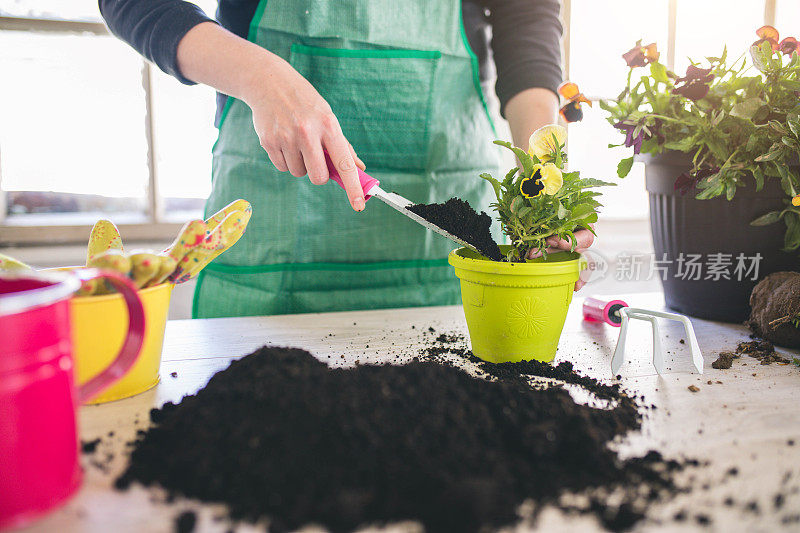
[448,246,584,276]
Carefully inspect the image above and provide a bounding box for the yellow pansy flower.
[528,124,567,162]
[793,195,800,207]
[520,163,563,198]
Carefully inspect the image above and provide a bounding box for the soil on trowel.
[117,345,694,533]
[746,272,800,349]
[407,198,503,261]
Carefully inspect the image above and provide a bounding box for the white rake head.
[611,307,704,376]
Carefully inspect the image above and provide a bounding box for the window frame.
[0,1,781,244]
[0,15,182,244]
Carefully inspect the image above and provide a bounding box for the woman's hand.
[526,227,595,291]
[242,61,366,211]
[176,22,366,211]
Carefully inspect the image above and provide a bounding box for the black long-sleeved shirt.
[98,0,562,122]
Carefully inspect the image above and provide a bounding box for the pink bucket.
[0,269,145,530]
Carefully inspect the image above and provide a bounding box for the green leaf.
[783,213,800,251]
[769,120,788,135]
[726,182,736,201]
[502,166,519,187]
[617,156,634,178]
[750,210,782,226]
[753,166,765,191]
[781,79,800,91]
[695,181,725,199]
[788,118,800,137]
[730,98,764,120]
[749,41,773,74]
[569,203,597,219]
[663,135,696,152]
[775,163,799,196]
[650,62,669,84]
[494,140,535,177]
[755,147,783,162]
[509,195,524,214]
[479,173,502,201]
[579,178,617,188]
[556,202,567,219]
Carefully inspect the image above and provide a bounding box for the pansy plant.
[480,125,614,262]
[600,26,800,252]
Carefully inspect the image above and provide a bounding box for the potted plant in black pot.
[600,28,800,323]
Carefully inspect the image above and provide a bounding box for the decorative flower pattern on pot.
[507,296,549,338]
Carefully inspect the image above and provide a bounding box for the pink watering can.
[0,269,145,530]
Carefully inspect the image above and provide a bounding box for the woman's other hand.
[526,227,595,291]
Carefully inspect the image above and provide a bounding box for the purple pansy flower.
[614,122,645,154]
[673,65,715,101]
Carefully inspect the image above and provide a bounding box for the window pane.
[569,0,668,98]
[568,0,662,219]
[0,31,149,223]
[151,69,216,222]
[0,0,102,22]
[191,0,217,17]
[776,0,800,35]
[567,107,649,220]
[674,0,764,72]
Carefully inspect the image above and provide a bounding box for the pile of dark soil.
[117,346,690,533]
[747,272,800,349]
[407,198,503,261]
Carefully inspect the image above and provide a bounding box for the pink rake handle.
[582,296,629,327]
[324,153,379,200]
[72,269,146,403]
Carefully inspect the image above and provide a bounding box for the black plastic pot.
[644,151,797,323]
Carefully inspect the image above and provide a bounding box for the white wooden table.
[20,293,800,533]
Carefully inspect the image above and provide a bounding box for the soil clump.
[746,272,800,349]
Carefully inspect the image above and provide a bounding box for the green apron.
[193,0,503,318]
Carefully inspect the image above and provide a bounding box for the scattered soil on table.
[687,385,700,393]
[407,198,503,261]
[736,340,790,365]
[81,438,101,454]
[117,343,694,533]
[710,340,791,369]
[746,272,800,349]
[711,352,738,369]
[81,436,116,473]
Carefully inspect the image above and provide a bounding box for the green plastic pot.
[448,246,585,363]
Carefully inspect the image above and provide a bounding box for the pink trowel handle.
[324,152,380,200]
